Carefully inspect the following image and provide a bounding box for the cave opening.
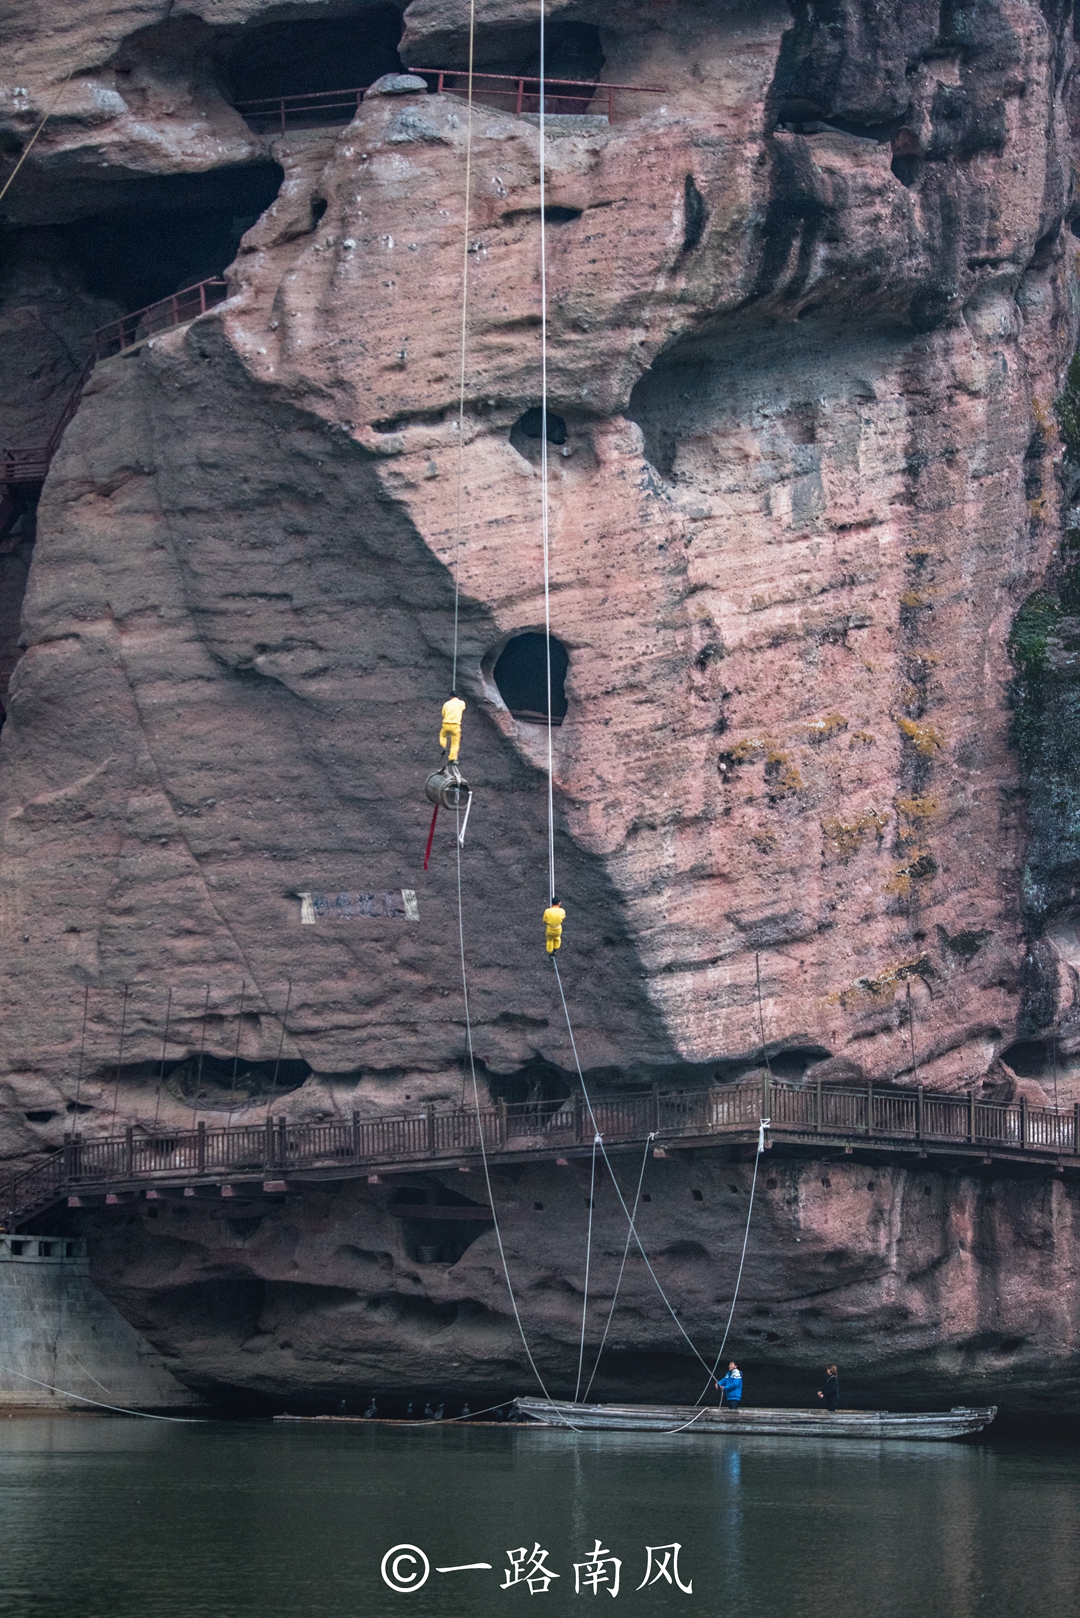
[59,163,285,314]
[471,20,604,87]
[510,407,568,454]
[387,1185,494,1265]
[998,1039,1051,1079]
[220,6,404,106]
[492,633,569,725]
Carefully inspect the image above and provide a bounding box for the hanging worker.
[440,695,466,763]
[717,1360,743,1410]
[543,897,566,953]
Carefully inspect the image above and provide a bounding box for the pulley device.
[425,762,471,811]
[423,699,474,868]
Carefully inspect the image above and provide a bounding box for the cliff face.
[2,0,1080,1410]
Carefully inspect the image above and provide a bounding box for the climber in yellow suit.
[543,899,566,954]
[440,696,466,763]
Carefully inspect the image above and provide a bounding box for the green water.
[0,1417,1075,1618]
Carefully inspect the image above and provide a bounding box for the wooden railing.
[235,70,664,135]
[6,1076,1079,1227]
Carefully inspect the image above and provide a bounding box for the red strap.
[423,804,439,870]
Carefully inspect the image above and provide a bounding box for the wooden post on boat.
[814,1075,822,1132]
[866,1082,873,1137]
[278,1115,288,1168]
[968,1089,976,1143]
[351,1110,361,1161]
[498,1098,508,1148]
[196,1120,206,1171]
[426,1103,436,1156]
[574,1090,583,1145]
[1019,1094,1028,1149]
[1074,1101,1080,1154]
[264,1114,275,1169]
[124,1125,134,1177]
[916,1084,924,1140]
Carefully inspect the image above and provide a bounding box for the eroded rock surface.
[3,0,1080,1408]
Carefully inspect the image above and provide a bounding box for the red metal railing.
[91,278,229,361]
[6,1074,1079,1228]
[1,281,228,494]
[235,71,665,135]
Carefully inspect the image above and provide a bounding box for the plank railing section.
[2,282,229,495]
[6,1077,1079,1226]
[235,71,665,135]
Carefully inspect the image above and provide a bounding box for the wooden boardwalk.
[6,1076,1079,1228]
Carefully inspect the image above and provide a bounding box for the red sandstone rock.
[1,0,1079,1409]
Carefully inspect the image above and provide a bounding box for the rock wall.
[2,0,1080,1408]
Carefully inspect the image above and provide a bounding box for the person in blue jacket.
[717,1361,743,1409]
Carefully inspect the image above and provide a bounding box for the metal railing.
[6,1076,1078,1227]
[91,279,229,361]
[1,356,95,488]
[2,282,228,492]
[235,70,665,135]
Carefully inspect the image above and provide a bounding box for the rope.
[581,1133,652,1401]
[573,1132,599,1402]
[538,8,556,905]
[454,810,582,1427]
[450,0,477,695]
[697,1116,766,1403]
[71,984,89,1130]
[109,983,130,1130]
[549,958,715,1380]
[153,987,172,1130]
[0,1363,205,1421]
[0,71,73,208]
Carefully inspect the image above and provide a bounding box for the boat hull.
[513,1397,996,1440]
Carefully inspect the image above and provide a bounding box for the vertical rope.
[191,984,210,1127]
[906,978,919,1084]
[581,1133,653,1402]
[574,1132,599,1402]
[109,984,130,1128]
[226,981,246,1126]
[755,952,773,1078]
[698,1118,766,1402]
[265,980,292,1116]
[451,0,478,695]
[455,810,578,1420]
[152,987,172,1130]
[540,3,557,912]
[71,984,89,1134]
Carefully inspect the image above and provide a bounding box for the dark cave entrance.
[387,1185,494,1266]
[59,163,285,314]
[492,633,569,725]
[0,160,284,730]
[220,6,404,108]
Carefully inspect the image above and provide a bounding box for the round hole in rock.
[510,407,568,461]
[493,633,569,725]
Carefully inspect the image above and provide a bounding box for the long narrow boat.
[513,1396,996,1441]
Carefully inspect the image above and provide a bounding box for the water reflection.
[0,1418,1074,1618]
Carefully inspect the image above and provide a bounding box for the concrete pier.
[0,1235,202,1411]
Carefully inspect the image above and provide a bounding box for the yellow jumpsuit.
[440,696,466,763]
[543,903,566,954]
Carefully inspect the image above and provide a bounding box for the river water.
[0,1417,1075,1618]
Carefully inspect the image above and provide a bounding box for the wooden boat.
[513,1396,996,1441]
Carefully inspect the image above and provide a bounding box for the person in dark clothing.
[817,1365,840,1411]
